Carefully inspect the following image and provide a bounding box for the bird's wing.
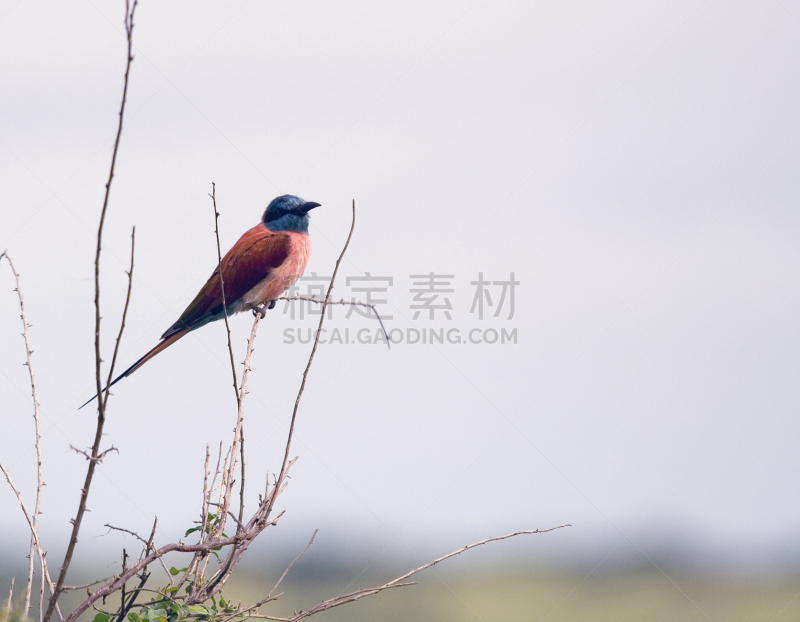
[162,226,291,338]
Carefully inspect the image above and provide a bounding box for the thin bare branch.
[115,570,150,622]
[61,577,116,592]
[209,182,239,405]
[104,524,148,545]
[69,445,119,463]
[221,312,261,533]
[286,584,414,621]
[202,444,210,537]
[185,314,263,602]
[89,518,156,621]
[209,182,249,531]
[269,530,317,599]
[120,549,128,617]
[264,200,357,525]
[275,295,390,346]
[219,530,318,622]
[385,526,569,587]
[0,252,45,617]
[103,519,156,549]
[103,226,136,409]
[47,4,138,619]
[238,427,246,527]
[177,445,212,592]
[38,558,45,622]
[287,526,570,620]
[142,517,157,560]
[6,577,13,621]
[0,461,62,622]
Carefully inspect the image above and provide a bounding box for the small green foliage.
[131,584,239,622]
[185,513,227,539]
[93,614,110,622]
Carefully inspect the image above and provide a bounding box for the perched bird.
[80,194,320,408]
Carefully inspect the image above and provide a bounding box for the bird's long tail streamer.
[78,328,190,410]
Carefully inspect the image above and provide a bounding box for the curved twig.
[287,526,570,621]
[275,295,390,346]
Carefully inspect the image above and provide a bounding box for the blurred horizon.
[3,517,800,579]
[4,524,800,621]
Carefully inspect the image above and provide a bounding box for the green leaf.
[94,614,110,622]
[185,526,201,536]
[127,613,141,622]
[165,586,179,594]
[169,567,181,576]
[188,605,209,616]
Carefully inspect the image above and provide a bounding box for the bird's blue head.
[263,195,321,233]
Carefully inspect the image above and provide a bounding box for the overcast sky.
[2,0,800,577]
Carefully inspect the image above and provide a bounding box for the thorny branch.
[209,182,240,405]
[208,183,247,527]
[46,3,138,620]
[285,527,571,621]
[0,252,44,617]
[0,462,62,622]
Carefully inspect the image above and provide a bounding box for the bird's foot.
[249,300,276,318]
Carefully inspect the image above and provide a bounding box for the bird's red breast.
[163,223,310,339]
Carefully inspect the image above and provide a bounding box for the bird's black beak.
[294,201,321,215]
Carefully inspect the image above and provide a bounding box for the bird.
[80,194,320,409]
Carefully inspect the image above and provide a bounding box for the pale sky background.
[1,0,800,579]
